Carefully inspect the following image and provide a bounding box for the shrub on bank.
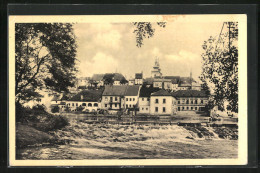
[16,103,69,132]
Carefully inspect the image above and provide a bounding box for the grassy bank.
[16,104,69,149]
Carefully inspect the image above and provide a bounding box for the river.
[17,115,238,160]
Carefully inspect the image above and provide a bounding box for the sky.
[73,17,224,81]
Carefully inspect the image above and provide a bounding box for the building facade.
[138,86,160,114]
[150,90,177,115]
[101,85,128,110]
[122,85,141,109]
[172,90,208,112]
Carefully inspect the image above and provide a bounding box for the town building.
[101,85,128,110]
[172,90,209,112]
[128,79,135,85]
[134,73,143,85]
[91,74,105,88]
[151,57,162,78]
[122,85,141,110]
[77,77,91,88]
[150,90,177,115]
[138,85,160,114]
[65,89,103,112]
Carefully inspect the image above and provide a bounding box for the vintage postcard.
[9,14,247,166]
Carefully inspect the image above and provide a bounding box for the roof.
[125,85,141,96]
[102,85,128,96]
[92,74,105,81]
[78,77,91,80]
[164,76,180,84]
[113,73,125,81]
[179,83,191,87]
[154,78,172,82]
[151,89,172,96]
[135,73,143,79]
[179,77,195,84]
[172,90,208,97]
[139,86,160,97]
[68,89,104,102]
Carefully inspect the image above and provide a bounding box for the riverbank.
[16,121,238,160]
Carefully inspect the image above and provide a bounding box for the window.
[88,103,92,107]
[195,99,198,104]
[115,104,117,107]
[178,107,180,111]
[195,107,197,110]
[191,107,193,110]
[130,98,132,101]
[187,107,189,110]
[163,107,166,112]
[182,107,184,110]
[115,97,118,101]
[105,97,108,101]
[178,101,180,104]
[147,98,150,101]
[142,98,144,101]
[129,104,131,108]
[72,103,74,106]
[142,107,144,110]
[110,97,112,101]
[105,104,107,107]
[186,100,189,104]
[155,107,158,112]
[163,99,166,103]
[201,100,204,104]
[133,98,135,101]
[126,98,128,101]
[82,103,86,106]
[146,108,148,110]
[94,103,98,107]
[155,99,159,103]
[191,100,193,104]
[126,104,128,108]
[76,103,78,107]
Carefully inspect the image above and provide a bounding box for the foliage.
[76,105,84,112]
[201,22,238,113]
[133,22,166,48]
[16,103,69,131]
[51,105,60,113]
[15,23,77,103]
[120,78,128,85]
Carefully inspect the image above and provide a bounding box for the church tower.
[151,57,162,78]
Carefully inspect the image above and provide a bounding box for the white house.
[123,85,141,110]
[65,89,103,112]
[138,85,160,114]
[172,90,209,112]
[134,73,143,85]
[150,90,177,115]
[101,85,128,110]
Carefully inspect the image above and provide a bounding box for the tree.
[15,23,77,104]
[120,78,128,85]
[201,22,238,113]
[51,105,59,113]
[133,22,166,48]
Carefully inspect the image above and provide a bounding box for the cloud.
[94,30,121,49]
[78,52,118,77]
[163,50,202,80]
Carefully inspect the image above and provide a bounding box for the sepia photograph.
[8,14,247,166]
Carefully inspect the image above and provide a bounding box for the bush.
[51,105,59,113]
[16,102,69,132]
